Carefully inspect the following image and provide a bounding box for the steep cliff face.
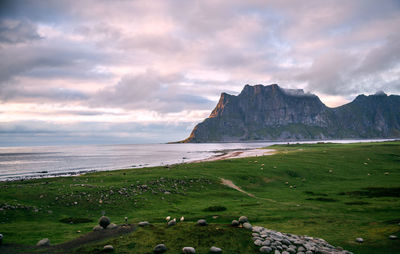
[183,84,400,142]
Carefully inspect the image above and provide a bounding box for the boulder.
[107,223,117,229]
[231,220,239,227]
[0,233,2,245]
[154,243,167,253]
[238,216,248,224]
[197,219,207,226]
[210,246,222,253]
[103,245,114,252]
[182,246,196,253]
[93,225,103,231]
[36,238,50,247]
[260,246,273,253]
[99,216,111,229]
[243,222,252,230]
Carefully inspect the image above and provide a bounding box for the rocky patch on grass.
[252,225,353,254]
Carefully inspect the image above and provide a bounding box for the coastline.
[193,148,276,162]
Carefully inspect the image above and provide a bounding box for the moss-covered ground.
[0,141,399,253]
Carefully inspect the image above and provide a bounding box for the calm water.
[0,140,391,181]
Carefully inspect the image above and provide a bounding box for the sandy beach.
[195,148,276,162]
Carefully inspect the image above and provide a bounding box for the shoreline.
[193,148,276,162]
[0,148,276,182]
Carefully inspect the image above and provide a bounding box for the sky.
[0,0,399,146]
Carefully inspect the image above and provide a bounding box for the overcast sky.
[1,0,399,146]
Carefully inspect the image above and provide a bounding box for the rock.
[274,250,281,254]
[107,223,117,229]
[154,243,167,253]
[286,248,296,254]
[36,238,50,247]
[243,222,252,230]
[260,246,273,253]
[238,216,248,224]
[281,239,291,246]
[182,246,196,253]
[232,220,240,226]
[99,216,111,229]
[282,251,289,254]
[0,234,2,245]
[356,237,364,243]
[103,245,114,252]
[389,235,398,240]
[138,221,150,227]
[197,219,207,226]
[93,225,103,231]
[262,240,271,246]
[210,246,222,253]
[297,246,305,252]
[168,219,176,227]
[254,239,263,246]
[305,251,313,254]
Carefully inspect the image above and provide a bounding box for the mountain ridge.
[182,84,400,143]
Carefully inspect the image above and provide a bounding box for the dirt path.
[220,178,255,197]
[220,178,278,203]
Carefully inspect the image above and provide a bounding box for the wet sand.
[195,148,275,162]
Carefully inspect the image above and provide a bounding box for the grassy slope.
[0,141,399,253]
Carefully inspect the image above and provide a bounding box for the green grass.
[0,141,399,253]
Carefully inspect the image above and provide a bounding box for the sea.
[0,139,392,181]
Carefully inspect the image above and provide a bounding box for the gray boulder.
[0,233,3,245]
[197,219,207,226]
[36,238,50,247]
[231,220,240,226]
[389,235,398,240]
[99,216,111,229]
[239,216,248,224]
[93,225,103,231]
[210,246,222,253]
[154,243,167,253]
[243,222,252,230]
[260,246,273,253]
[103,245,114,252]
[107,223,117,229]
[182,246,196,253]
[254,239,263,246]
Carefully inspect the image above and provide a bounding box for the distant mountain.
[183,84,400,142]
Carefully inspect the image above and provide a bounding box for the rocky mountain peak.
[182,84,400,143]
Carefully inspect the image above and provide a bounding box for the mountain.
[183,84,400,142]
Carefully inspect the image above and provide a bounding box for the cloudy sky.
[1,0,399,146]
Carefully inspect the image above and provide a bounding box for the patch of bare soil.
[3,224,137,254]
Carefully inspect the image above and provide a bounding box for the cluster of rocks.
[0,203,34,211]
[251,226,352,254]
[232,216,252,230]
[53,177,212,207]
[93,216,118,231]
[153,243,222,253]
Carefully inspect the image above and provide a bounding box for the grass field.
[0,141,399,253]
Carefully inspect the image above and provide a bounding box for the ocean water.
[0,139,391,181]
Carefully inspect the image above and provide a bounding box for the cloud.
[0,19,42,44]
[0,0,400,144]
[93,70,214,113]
[0,120,193,145]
